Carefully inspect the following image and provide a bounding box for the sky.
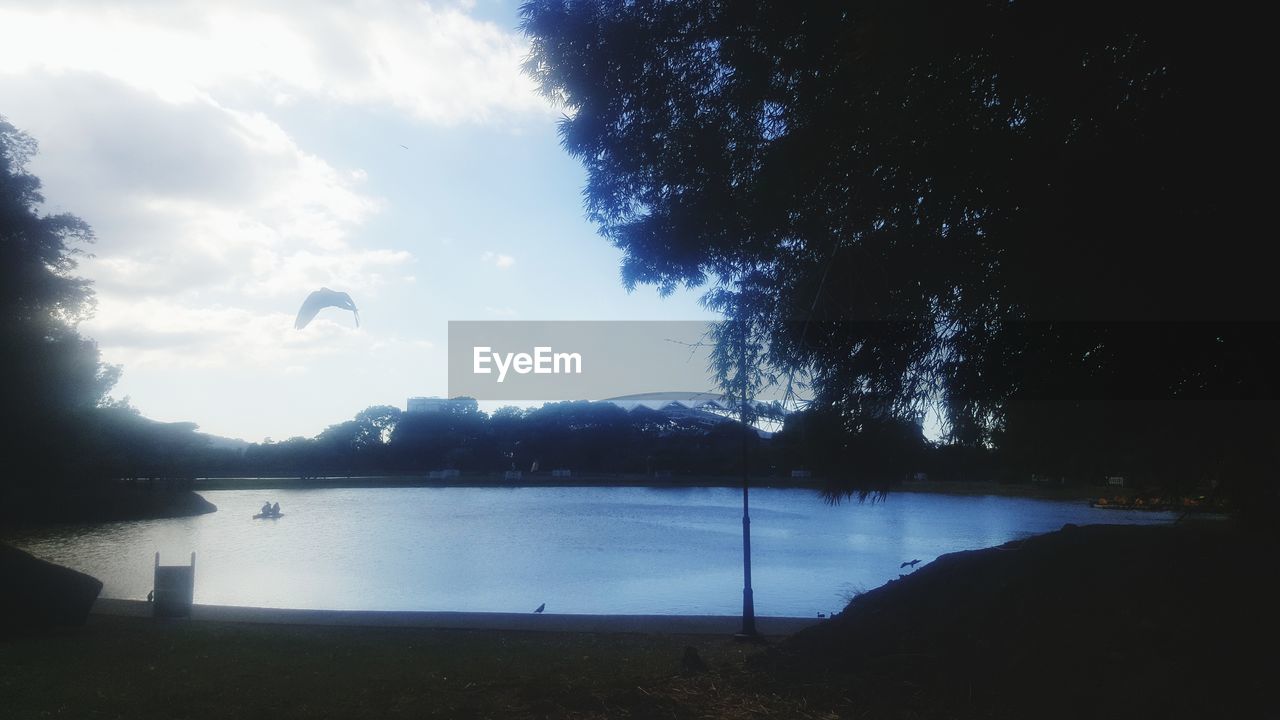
[0,0,721,442]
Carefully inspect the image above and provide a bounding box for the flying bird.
[900,559,921,569]
[533,603,545,614]
[294,287,360,330]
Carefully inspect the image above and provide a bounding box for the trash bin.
[153,551,195,618]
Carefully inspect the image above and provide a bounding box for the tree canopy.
[520,1,1276,500]
[1,116,122,483]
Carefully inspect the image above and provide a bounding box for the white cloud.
[85,298,365,370]
[0,0,550,125]
[369,337,435,353]
[481,250,516,268]
[0,70,407,369]
[0,0,547,436]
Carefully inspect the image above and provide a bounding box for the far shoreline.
[0,476,1161,528]
[90,598,821,635]
[192,474,1112,501]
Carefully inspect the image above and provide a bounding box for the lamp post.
[736,324,758,639]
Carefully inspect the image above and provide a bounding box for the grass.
[0,615,832,720]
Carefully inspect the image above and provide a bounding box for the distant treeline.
[33,398,1089,492]
[240,399,941,483]
[62,399,927,482]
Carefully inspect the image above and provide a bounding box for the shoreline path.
[93,598,822,635]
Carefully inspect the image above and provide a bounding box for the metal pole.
[737,325,757,638]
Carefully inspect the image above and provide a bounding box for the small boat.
[252,512,284,519]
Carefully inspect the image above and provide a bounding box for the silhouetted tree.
[356,405,402,444]
[309,405,405,475]
[520,1,1276,504]
[774,407,927,497]
[489,405,526,470]
[1,116,119,487]
[390,398,487,471]
[520,401,636,472]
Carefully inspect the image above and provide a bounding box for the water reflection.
[3,487,1175,616]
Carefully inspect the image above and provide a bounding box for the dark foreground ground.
[3,521,1275,719]
[1,616,808,720]
[775,520,1279,719]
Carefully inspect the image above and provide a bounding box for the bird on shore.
[533,603,545,614]
[294,288,360,330]
[900,559,921,568]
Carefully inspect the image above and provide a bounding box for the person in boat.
[271,502,281,516]
[261,501,272,516]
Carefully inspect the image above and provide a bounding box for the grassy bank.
[774,520,1275,719]
[894,478,1119,500]
[0,615,808,719]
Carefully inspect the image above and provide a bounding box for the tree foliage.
[520,1,1276,499]
[1,116,120,484]
[236,401,796,479]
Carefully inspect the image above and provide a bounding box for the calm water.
[5,487,1175,616]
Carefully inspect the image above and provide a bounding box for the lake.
[4,487,1176,616]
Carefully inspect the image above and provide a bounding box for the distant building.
[601,391,734,415]
[600,391,778,438]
